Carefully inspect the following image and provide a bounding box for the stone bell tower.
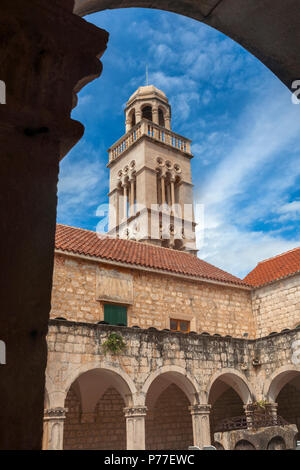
[107,85,197,254]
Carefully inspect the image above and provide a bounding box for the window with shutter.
[170,318,190,333]
[104,304,127,326]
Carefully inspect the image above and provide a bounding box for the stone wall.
[46,320,300,408]
[210,387,244,436]
[64,385,126,450]
[51,253,255,338]
[45,321,300,449]
[145,384,193,450]
[277,376,300,433]
[252,274,300,337]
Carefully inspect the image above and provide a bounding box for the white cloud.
[276,201,300,222]
[195,83,300,277]
[57,141,108,224]
[197,221,299,279]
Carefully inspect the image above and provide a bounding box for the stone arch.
[157,104,168,126]
[128,107,136,127]
[141,365,200,406]
[63,367,129,450]
[74,1,300,91]
[234,439,256,450]
[158,107,165,127]
[264,365,300,402]
[143,366,197,450]
[267,436,286,450]
[207,368,255,405]
[63,363,137,410]
[141,103,153,121]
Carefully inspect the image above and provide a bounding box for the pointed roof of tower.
[127,85,168,105]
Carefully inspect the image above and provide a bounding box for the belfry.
[107,85,197,254]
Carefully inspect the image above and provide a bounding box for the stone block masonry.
[51,253,255,338]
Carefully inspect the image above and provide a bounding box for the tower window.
[142,105,152,121]
[104,304,127,326]
[158,108,165,127]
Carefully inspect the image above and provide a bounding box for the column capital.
[124,406,147,418]
[189,404,211,415]
[44,407,68,420]
[243,403,255,412]
[265,402,278,410]
[0,0,108,158]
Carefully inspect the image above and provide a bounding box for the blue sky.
[57,8,300,278]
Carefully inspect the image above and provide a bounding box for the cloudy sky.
[57,8,300,279]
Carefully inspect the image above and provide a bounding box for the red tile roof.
[55,224,248,287]
[244,247,300,287]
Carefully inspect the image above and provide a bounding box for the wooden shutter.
[104,304,127,326]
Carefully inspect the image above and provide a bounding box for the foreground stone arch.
[74,0,300,91]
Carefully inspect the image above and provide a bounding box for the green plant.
[255,399,268,409]
[102,333,127,355]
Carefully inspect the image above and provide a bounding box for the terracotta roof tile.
[244,247,300,287]
[55,224,248,287]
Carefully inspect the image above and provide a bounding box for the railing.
[108,119,192,162]
[214,414,289,433]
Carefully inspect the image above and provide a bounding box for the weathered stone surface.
[214,424,298,450]
[51,254,255,337]
[252,274,300,337]
[46,320,300,407]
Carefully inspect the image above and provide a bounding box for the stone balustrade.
[108,119,192,162]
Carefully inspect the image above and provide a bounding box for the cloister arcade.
[44,361,300,450]
[42,321,300,450]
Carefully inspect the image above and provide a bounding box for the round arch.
[142,365,200,406]
[140,103,153,121]
[264,365,300,402]
[127,107,136,128]
[63,363,137,410]
[74,0,300,92]
[207,368,255,404]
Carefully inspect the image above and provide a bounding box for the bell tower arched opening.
[142,105,152,121]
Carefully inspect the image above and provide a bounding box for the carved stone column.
[152,106,159,125]
[243,404,254,428]
[161,173,166,206]
[0,0,108,449]
[122,183,128,220]
[124,406,147,450]
[170,174,176,214]
[43,408,67,450]
[265,402,278,425]
[165,114,171,130]
[129,176,135,217]
[189,404,212,449]
[136,110,142,124]
[125,118,131,133]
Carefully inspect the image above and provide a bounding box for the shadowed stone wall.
[145,384,193,449]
